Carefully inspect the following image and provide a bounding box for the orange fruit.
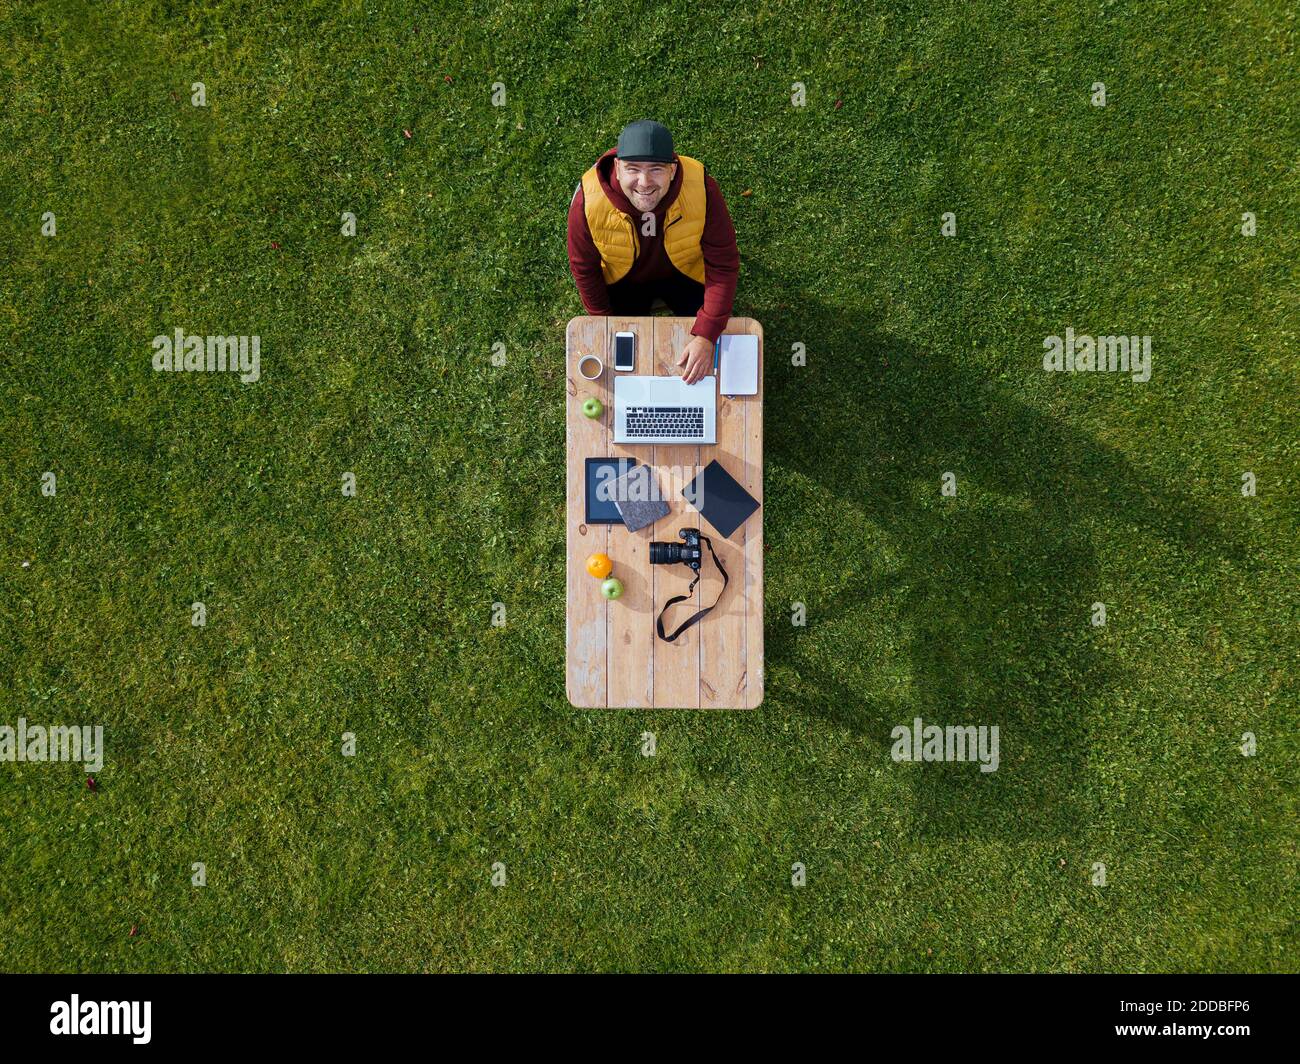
[586,552,612,579]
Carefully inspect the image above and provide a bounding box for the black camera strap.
[655,535,729,643]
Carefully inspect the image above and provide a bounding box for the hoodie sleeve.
[567,183,611,315]
[689,172,739,343]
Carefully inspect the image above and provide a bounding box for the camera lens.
[649,542,682,565]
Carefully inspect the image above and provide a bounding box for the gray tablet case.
[612,464,670,532]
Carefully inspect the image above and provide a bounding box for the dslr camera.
[649,528,703,572]
[650,528,728,643]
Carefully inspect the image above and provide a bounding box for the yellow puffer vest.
[581,154,707,285]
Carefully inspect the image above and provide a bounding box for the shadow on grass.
[738,259,1247,839]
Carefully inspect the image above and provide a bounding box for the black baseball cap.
[616,120,675,163]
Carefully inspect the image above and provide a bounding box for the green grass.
[1,0,1296,972]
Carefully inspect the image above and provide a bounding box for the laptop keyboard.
[625,406,705,439]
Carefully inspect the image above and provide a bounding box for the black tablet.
[585,457,637,524]
[683,459,760,539]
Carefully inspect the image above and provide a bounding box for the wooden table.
[566,315,763,709]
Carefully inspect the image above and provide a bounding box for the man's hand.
[676,335,714,385]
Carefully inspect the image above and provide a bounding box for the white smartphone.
[613,331,635,372]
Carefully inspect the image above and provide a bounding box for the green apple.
[600,577,624,600]
[582,396,603,419]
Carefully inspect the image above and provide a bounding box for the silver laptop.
[614,375,716,444]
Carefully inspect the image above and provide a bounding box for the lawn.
[0,0,1295,972]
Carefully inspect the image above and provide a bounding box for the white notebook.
[718,334,759,395]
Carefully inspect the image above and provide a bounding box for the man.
[567,120,739,384]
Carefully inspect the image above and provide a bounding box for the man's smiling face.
[614,158,676,212]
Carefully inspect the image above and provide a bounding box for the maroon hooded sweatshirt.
[567,148,739,343]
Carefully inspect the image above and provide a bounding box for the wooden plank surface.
[649,318,701,709]
[699,349,747,708]
[737,320,764,708]
[566,315,763,709]
[605,317,654,708]
[565,317,609,708]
